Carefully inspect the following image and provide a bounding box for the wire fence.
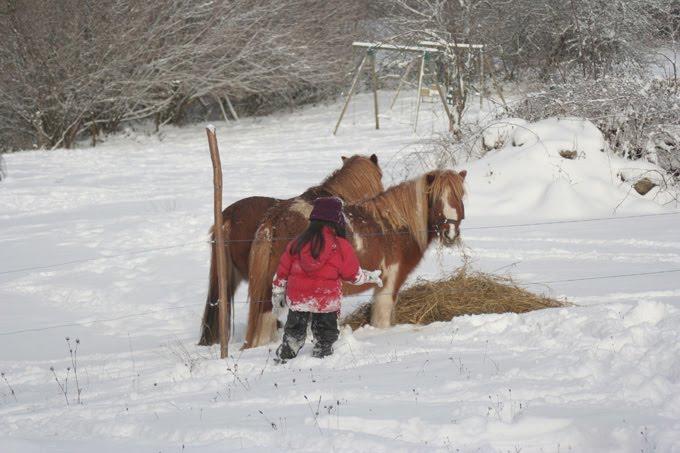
[2,210,679,278]
[1,265,679,338]
[1,210,679,337]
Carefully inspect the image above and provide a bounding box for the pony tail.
[199,221,234,346]
[244,220,276,348]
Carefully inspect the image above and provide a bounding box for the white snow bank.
[464,117,675,220]
[2,300,679,452]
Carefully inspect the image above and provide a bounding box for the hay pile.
[342,268,567,329]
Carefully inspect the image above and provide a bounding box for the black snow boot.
[276,310,310,362]
[310,312,339,358]
[312,343,333,358]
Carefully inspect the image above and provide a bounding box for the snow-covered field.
[1,92,679,452]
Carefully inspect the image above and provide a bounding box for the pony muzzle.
[440,219,460,246]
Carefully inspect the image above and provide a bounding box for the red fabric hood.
[297,227,337,274]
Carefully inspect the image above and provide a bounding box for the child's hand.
[352,268,384,287]
[365,269,383,287]
[272,291,286,308]
[272,281,287,308]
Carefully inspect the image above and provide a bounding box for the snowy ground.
[1,91,679,452]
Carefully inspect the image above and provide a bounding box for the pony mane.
[427,169,466,206]
[321,155,384,203]
[358,176,429,251]
[358,170,466,251]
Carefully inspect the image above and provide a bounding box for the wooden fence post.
[206,125,230,359]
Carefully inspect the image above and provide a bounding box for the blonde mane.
[358,170,466,251]
[359,175,429,250]
[322,156,384,203]
[427,169,466,206]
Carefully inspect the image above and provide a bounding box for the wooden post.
[413,53,426,133]
[206,125,230,359]
[390,58,416,110]
[369,51,380,130]
[333,52,369,135]
[428,59,455,132]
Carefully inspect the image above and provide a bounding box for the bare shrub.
[0,0,366,151]
[1,371,17,402]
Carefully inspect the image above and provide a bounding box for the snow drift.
[466,117,674,220]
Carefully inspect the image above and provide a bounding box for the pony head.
[426,169,467,246]
[325,154,383,203]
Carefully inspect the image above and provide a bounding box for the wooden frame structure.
[333,40,484,135]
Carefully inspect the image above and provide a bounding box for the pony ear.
[459,170,467,180]
[426,172,437,186]
[370,154,378,164]
[341,155,348,162]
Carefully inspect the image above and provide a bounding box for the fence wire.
[2,211,679,277]
[1,266,679,338]
[1,210,679,337]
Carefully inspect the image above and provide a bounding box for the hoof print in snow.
[633,177,657,195]
[559,150,578,160]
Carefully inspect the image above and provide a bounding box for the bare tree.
[378,0,675,79]
[0,0,365,151]
[2,0,677,152]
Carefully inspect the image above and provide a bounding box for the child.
[272,196,382,360]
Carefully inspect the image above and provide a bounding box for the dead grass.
[342,268,567,329]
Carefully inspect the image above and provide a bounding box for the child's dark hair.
[291,220,347,259]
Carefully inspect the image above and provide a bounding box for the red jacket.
[273,227,361,313]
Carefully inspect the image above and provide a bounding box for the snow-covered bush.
[512,76,680,180]
[479,119,528,152]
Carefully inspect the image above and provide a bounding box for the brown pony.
[199,154,383,345]
[245,169,467,348]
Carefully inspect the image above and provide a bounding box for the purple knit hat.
[309,197,345,227]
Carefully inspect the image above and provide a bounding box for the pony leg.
[251,310,278,347]
[371,262,400,328]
